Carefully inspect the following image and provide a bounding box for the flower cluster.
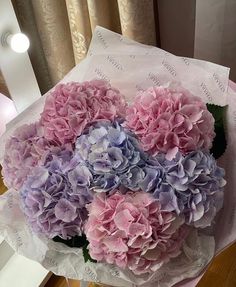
[2,123,52,190]
[85,192,189,275]
[75,121,146,192]
[125,86,215,160]
[20,148,93,239]
[153,151,226,227]
[2,80,226,275]
[40,80,127,145]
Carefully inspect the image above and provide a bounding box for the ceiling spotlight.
[1,32,30,53]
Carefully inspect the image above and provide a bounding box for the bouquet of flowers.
[0,27,235,287]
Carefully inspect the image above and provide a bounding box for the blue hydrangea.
[75,121,146,192]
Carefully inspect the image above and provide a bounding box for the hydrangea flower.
[125,86,215,160]
[155,151,226,227]
[2,123,53,190]
[118,161,173,200]
[75,121,146,193]
[20,148,93,239]
[40,80,127,145]
[85,192,189,275]
[137,160,172,197]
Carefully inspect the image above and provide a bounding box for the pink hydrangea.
[125,86,215,160]
[2,123,53,190]
[40,80,127,145]
[85,192,189,275]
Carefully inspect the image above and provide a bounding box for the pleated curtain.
[1,0,236,97]
[12,0,158,94]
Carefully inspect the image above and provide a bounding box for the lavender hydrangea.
[155,151,226,228]
[119,162,170,196]
[119,158,178,213]
[75,121,146,192]
[20,148,93,239]
[2,123,53,190]
[124,151,226,228]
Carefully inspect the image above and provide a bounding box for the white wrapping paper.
[0,27,235,287]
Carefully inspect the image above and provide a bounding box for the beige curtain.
[12,0,157,93]
[4,0,236,97]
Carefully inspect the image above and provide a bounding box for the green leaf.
[53,234,88,248]
[206,104,227,159]
[83,243,97,263]
[53,234,97,263]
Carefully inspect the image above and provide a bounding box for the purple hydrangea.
[75,121,146,192]
[2,123,53,190]
[155,151,226,228]
[20,148,93,239]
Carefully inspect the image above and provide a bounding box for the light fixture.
[1,32,30,53]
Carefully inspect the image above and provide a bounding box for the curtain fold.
[117,0,156,45]
[87,0,121,32]
[12,0,159,90]
[31,0,75,85]
[8,0,236,95]
[65,0,92,64]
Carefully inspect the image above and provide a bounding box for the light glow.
[9,33,30,53]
